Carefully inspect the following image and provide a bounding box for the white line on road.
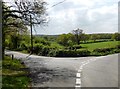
[80,66,83,70]
[75,58,100,88]
[75,85,81,88]
[76,73,81,78]
[76,78,81,85]
[82,63,86,66]
[78,69,82,73]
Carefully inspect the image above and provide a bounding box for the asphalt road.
[5,50,119,88]
[81,54,118,87]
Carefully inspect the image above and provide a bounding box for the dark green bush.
[20,42,28,50]
[48,49,58,57]
[93,48,114,53]
[55,50,90,57]
[72,45,82,49]
[116,45,120,49]
[27,44,43,54]
[41,46,50,56]
[92,47,120,56]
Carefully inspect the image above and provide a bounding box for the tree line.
[57,28,120,46]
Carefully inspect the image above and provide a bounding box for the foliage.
[55,49,90,57]
[34,37,50,46]
[90,34,99,42]
[79,34,89,43]
[14,0,48,26]
[2,56,30,88]
[57,34,70,46]
[112,33,120,41]
[72,28,83,44]
[92,46,120,56]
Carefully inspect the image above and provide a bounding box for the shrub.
[72,45,82,49]
[41,46,50,56]
[20,42,28,50]
[55,50,90,57]
[48,49,58,57]
[116,45,120,49]
[92,47,120,56]
[93,48,114,53]
[27,44,43,54]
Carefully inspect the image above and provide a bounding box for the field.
[81,41,119,51]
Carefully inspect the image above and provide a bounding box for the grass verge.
[2,56,31,89]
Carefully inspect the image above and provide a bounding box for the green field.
[2,56,30,89]
[81,41,119,51]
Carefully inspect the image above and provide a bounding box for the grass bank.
[2,56,31,89]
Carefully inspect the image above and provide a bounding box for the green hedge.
[92,46,120,56]
[55,50,90,57]
[93,47,114,53]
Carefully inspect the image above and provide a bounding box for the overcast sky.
[4,0,119,35]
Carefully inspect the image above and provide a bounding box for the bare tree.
[13,0,48,26]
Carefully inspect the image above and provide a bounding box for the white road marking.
[75,85,81,87]
[76,73,81,78]
[76,78,81,85]
[75,58,99,88]
[80,66,83,70]
[78,69,82,72]
[84,62,88,65]
[82,63,86,66]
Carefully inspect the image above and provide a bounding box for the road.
[5,50,119,88]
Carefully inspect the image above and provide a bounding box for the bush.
[41,46,51,56]
[27,44,43,54]
[72,45,82,49]
[92,47,120,56]
[20,42,28,50]
[93,48,114,53]
[48,49,58,57]
[116,45,120,49]
[55,50,90,57]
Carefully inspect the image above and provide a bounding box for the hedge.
[92,46,120,56]
[55,50,90,57]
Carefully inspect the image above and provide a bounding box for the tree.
[14,0,48,53]
[2,0,48,57]
[13,0,48,26]
[80,34,89,43]
[91,34,99,42]
[57,34,69,46]
[72,28,83,45]
[112,33,120,41]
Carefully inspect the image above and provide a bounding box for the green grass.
[80,41,119,51]
[2,56,30,89]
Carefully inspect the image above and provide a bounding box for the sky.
[4,0,119,35]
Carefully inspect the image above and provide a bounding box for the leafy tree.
[2,0,48,56]
[112,33,120,41]
[57,34,69,46]
[79,34,89,43]
[91,34,99,42]
[72,28,83,45]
